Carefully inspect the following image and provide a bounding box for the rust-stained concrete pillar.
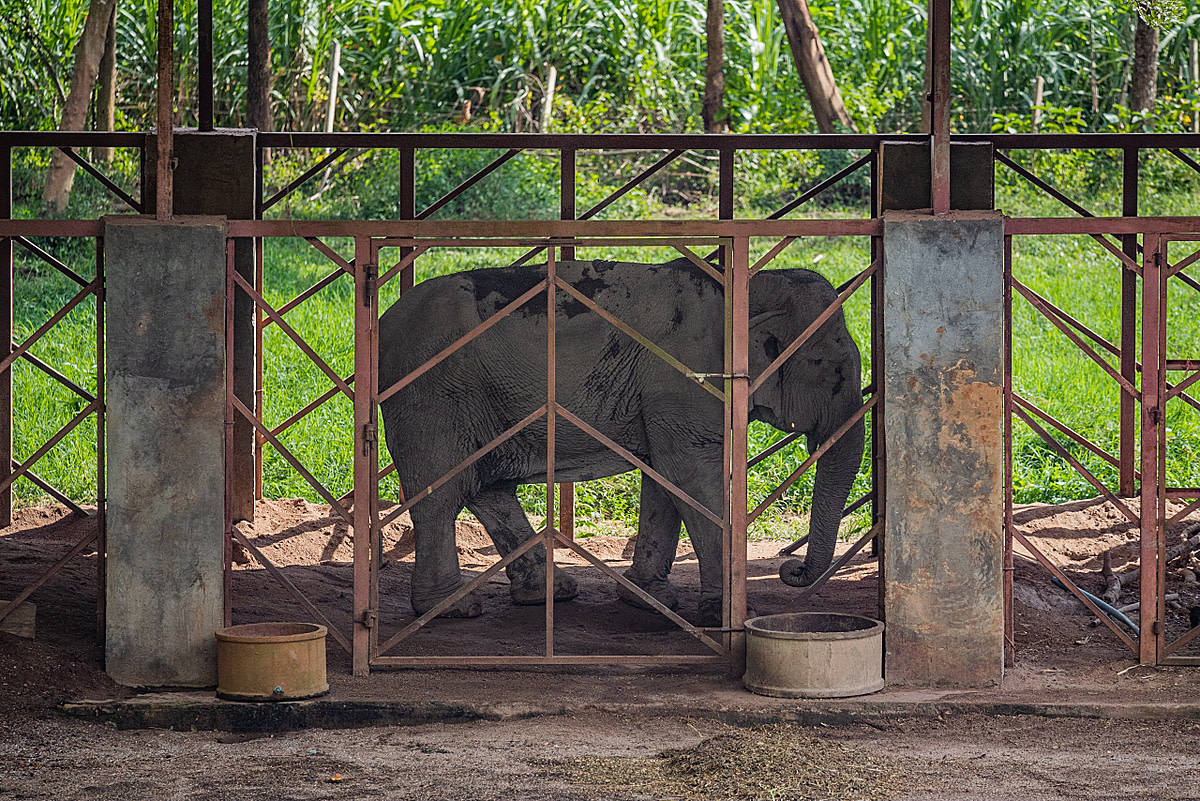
[146,130,256,523]
[104,216,226,687]
[882,210,1005,687]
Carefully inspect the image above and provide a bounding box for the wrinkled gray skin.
[378,258,864,626]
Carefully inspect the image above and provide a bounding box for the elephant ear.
[748,309,788,418]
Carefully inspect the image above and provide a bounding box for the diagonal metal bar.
[1166,246,1200,280]
[1013,279,1122,358]
[1169,497,1200,527]
[379,243,430,288]
[550,528,725,652]
[793,522,880,602]
[261,148,351,212]
[1012,394,1122,471]
[234,271,354,401]
[264,268,352,328]
[2,278,98,375]
[418,149,523,220]
[767,152,873,220]
[578,150,687,221]
[1086,227,1142,275]
[377,279,548,405]
[271,374,354,439]
[747,431,802,469]
[14,237,90,287]
[18,346,95,401]
[0,528,97,626]
[1012,278,1140,401]
[750,237,798,276]
[379,406,549,528]
[338,463,397,511]
[1013,529,1137,653]
[749,398,874,524]
[57,146,141,212]
[555,277,725,402]
[376,531,544,656]
[1164,622,1200,659]
[1175,269,1200,294]
[1169,148,1200,176]
[0,400,99,495]
[1167,368,1200,402]
[231,527,352,654]
[305,236,356,274]
[750,261,875,395]
[232,395,353,526]
[556,404,724,527]
[1013,404,1140,527]
[10,459,89,516]
[670,243,725,286]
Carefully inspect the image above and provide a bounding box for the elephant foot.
[697,597,723,628]
[616,569,679,613]
[780,558,821,588]
[509,567,579,606]
[412,589,483,619]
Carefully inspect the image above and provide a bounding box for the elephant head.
[747,270,866,588]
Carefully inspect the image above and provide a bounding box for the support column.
[104,215,227,687]
[147,130,257,522]
[882,210,1005,687]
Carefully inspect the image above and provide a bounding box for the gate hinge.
[1152,620,1162,635]
[363,421,377,455]
[359,610,377,629]
[363,264,378,308]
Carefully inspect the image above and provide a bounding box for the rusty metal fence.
[0,132,144,634]
[4,130,1200,673]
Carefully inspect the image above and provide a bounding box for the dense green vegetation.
[4,2,1200,536]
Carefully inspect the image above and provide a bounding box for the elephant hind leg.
[617,475,681,613]
[466,484,578,606]
[410,493,483,618]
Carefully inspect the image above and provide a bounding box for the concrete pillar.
[882,210,1005,687]
[146,129,256,522]
[104,216,226,687]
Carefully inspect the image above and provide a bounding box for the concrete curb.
[61,692,1200,732]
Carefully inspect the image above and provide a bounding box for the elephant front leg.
[467,485,578,606]
[410,498,483,618]
[617,475,682,612]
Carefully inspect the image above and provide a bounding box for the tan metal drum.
[215,622,329,701]
[743,612,884,698]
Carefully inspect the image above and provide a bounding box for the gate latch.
[359,610,377,629]
[685,372,749,384]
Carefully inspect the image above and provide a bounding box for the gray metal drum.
[743,612,884,698]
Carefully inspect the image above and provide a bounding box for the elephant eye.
[763,335,781,362]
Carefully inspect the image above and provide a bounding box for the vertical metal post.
[929,0,951,215]
[399,147,416,293]
[156,0,175,220]
[1120,148,1139,497]
[545,247,557,657]
[352,236,377,675]
[558,149,576,542]
[869,147,883,567]
[223,239,237,628]
[198,0,214,131]
[254,146,265,499]
[1,146,11,528]
[1003,234,1014,668]
[1139,235,1163,665]
[95,236,107,636]
[728,236,750,676]
[719,148,735,221]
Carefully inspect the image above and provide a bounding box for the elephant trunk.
[780,412,865,588]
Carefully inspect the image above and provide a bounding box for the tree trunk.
[1130,15,1159,115]
[43,0,119,212]
[702,0,727,134]
[776,0,856,133]
[248,0,273,132]
[95,0,118,164]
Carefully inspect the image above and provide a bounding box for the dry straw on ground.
[543,723,910,800]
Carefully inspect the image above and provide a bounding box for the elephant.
[377,256,864,627]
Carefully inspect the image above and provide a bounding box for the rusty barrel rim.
[744,612,884,641]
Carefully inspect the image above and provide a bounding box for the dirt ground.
[3,497,1200,800]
